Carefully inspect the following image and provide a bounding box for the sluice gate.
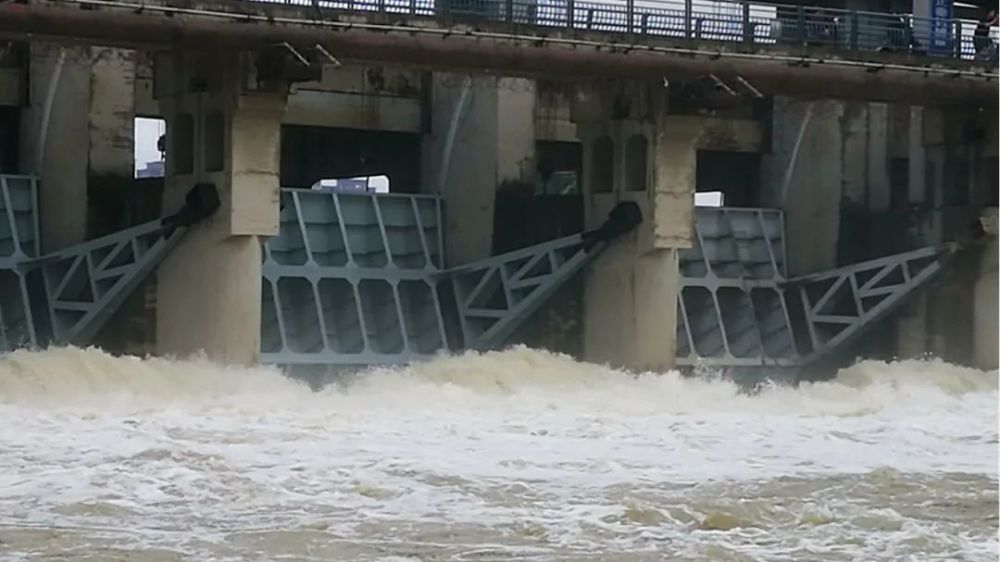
[676,208,952,375]
[0,176,219,352]
[0,175,957,378]
[262,188,641,375]
[262,189,953,377]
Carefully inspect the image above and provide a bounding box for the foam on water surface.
[0,346,996,561]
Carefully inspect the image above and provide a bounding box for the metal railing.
[256,0,995,62]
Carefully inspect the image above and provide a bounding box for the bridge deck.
[0,0,996,103]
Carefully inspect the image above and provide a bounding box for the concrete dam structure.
[0,0,996,382]
[0,173,981,382]
[1,1,999,556]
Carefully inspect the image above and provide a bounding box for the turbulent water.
[0,347,996,561]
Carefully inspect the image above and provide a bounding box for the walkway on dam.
[261,0,995,60]
[0,0,997,103]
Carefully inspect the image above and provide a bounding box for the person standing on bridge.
[974,8,998,61]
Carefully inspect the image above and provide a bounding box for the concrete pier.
[974,209,998,371]
[422,74,536,265]
[19,45,92,251]
[573,83,767,371]
[153,51,286,365]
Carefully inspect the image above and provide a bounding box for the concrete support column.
[87,47,136,236]
[761,98,843,275]
[866,103,891,213]
[421,74,535,265]
[154,51,287,365]
[19,44,91,251]
[20,45,137,250]
[908,106,928,206]
[895,105,944,358]
[974,209,998,371]
[576,103,694,372]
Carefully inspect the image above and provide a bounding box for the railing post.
[953,20,962,58]
[505,0,513,22]
[796,5,805,45]
[627,0,634,33]
[684,0,692,38]
[849,10,859,50]
[742,0,751,44]
[567,0,574,28]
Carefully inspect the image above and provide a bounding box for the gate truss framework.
[264,191,952,374]
[0,176,954,375]
[676,206,954,371]
[0,175,216,352]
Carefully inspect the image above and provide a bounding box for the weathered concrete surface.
[534,83,577,143]
[974,208,998,371]
[583,232,679,372]
[88,48,134,179]
[229,95,285,236]
[0,59,23,107]
[20,44,136,249]
[421,74,535,265]
[283,65,424,132]
[19,44,90,251]
[155,50,286,365]
[87,47,136,236]
[762,98,845,274]
[893,105,998,366]
[136,60,427,133]
[576,101,765,371]
[763,98,997,368]
[764,98,909,271]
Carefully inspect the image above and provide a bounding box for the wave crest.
[0,345,994,417]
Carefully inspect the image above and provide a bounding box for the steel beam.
[24,221,187,346]
[0,180,219,352]
[784,244,955,365]
[448,234,592,350]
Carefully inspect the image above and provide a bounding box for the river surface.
[0,346,996,561]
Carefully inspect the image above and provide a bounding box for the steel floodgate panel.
[676,207,800,368]
[260,189,450,366]
[676,207,956,372]
[261,192,642,371]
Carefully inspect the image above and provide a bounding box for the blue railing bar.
[275,0,992,61]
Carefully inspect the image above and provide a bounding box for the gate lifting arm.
[448,202,641,350]
[0,183,219,351]
[784,242,957,366]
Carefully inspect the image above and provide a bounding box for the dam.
[0,0,995,380]
[0,0,996,558]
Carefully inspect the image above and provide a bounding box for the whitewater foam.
[0,346,995,561]
[0,345,994,414]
